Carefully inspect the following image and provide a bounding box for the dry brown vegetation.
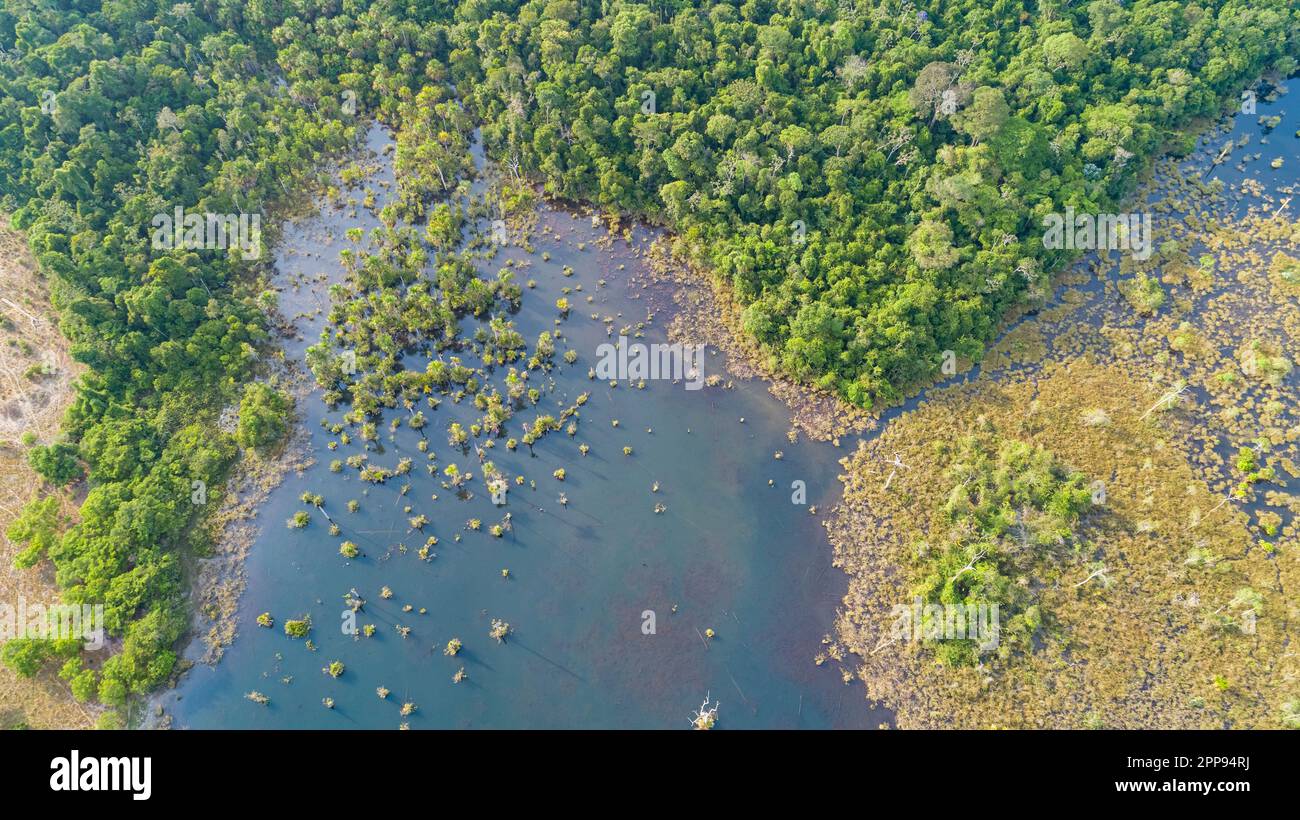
[826,144,1300,728]
[0,215,94,729]
[828,359,1295,728]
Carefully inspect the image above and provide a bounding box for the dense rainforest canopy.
[0,0,1296,721]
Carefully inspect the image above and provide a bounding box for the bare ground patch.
[0,215,95,729]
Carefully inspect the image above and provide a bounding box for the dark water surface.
[161,126,880,728]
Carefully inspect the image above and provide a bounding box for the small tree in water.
[489,619,511,643]
[691,694,719,730]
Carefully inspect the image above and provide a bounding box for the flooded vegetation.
[6,0,1300,762]
[155,81,1300,731]
[159,127,878,729]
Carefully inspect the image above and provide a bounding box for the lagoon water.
[161,126,880,729]
[163,86,1299,730]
